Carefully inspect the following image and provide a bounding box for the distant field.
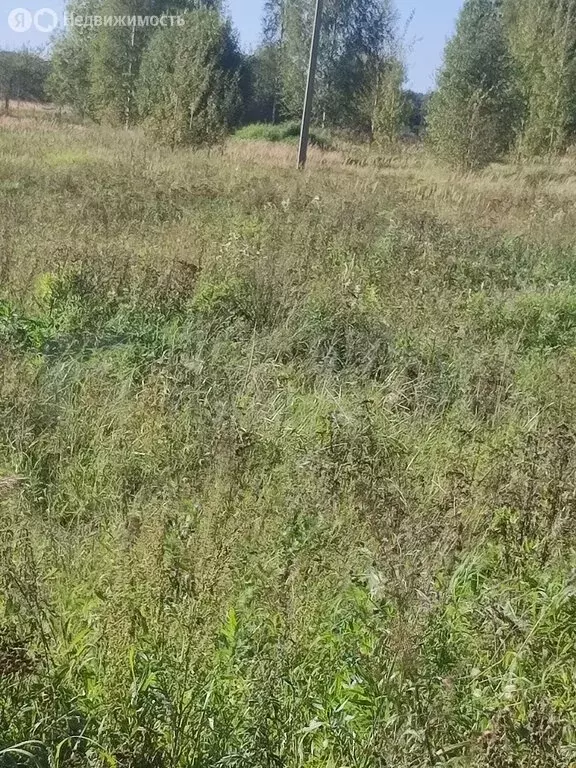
[2,111,576,767]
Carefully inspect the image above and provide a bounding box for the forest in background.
[2,0,576,167]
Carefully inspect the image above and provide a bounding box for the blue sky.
[0,0,463,92]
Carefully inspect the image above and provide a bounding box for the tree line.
[0,50,50,110]
[0,0,408,147]
[25,0,405,146]
[428,0,576,168]
[2,0,574,167]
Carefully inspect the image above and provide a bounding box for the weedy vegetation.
[233,122,334,151]
[1,113,576,767]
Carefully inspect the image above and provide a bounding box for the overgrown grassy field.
[2,111,576,767]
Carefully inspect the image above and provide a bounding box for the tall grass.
[1,114,576,766]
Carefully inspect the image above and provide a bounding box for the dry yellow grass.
[227,132,576,243]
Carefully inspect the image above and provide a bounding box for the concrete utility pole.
[297,0,323,169]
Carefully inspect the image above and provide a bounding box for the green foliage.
[48,0,103,117]
[48,0,241,139]
[244,45,283,124]
[428,0,576,164]
[0,49,49,110]
[137,8,242,147]
[46,0,404,141]
[318,0,400,130]
[505,0,576,157]
[48,30,94,116]
[270,0,400,129]
[371,58,407,144]
[88,0,154,126]
[234,121,333,149]
[404,89,429,136]
[427,0,520,169]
